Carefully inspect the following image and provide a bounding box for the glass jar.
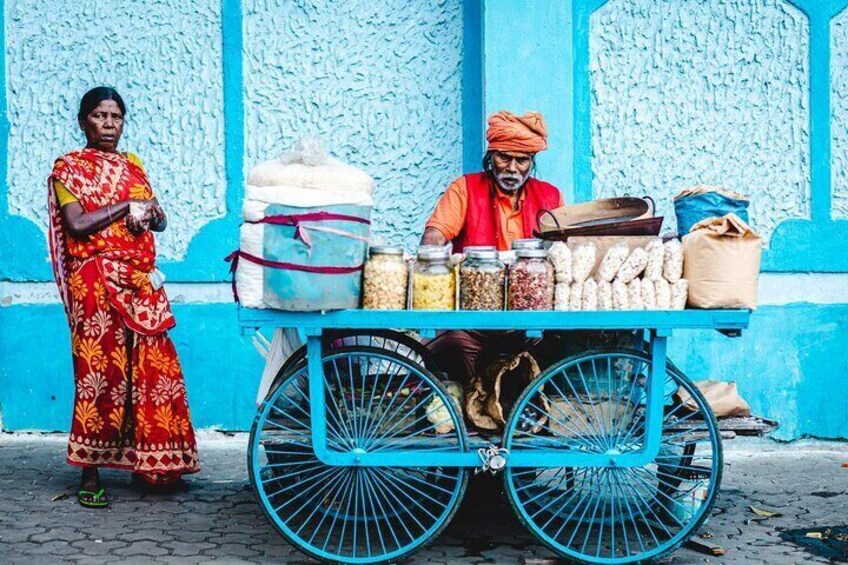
[460,249,505,311]
[511,238,545,251]
[412,247,456,310]
[362,246,408,310]
[462,245,497,255]
[508,248,554,310]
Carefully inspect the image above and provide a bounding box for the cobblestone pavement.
[0,433,846,564]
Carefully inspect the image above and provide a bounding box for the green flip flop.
[77,488,109,508]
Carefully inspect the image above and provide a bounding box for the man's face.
[491,151,533,193]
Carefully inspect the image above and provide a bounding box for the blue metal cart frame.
[241,308,750,564]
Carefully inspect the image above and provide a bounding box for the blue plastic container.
[675,191,749,235]
[261,203,370,311]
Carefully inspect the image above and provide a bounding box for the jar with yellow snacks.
[362,246,408,310]
[412,247,455,310]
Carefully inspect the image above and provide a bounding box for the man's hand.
[421,227,447,247]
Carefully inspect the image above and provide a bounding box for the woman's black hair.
[77,86,126,122]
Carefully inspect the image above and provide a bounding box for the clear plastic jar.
[508,248,554,310]
[362,246,408,310]
[511,238,545,251]
[412,247,456,310]
[460,249,505,311]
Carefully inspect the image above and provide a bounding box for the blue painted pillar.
[481,0,574,202]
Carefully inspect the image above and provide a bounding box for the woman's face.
[80,100,124,152]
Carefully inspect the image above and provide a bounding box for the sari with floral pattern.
[48,148,199,484]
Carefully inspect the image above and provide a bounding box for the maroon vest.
[452,172,562,251]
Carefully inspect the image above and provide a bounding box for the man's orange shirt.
[425,176,564,250]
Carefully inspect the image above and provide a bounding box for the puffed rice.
[571,243,596,283]
[644,239,664,281]
[596,243,630,282]
[663,239,684,283]
[554,282,570,311]
[612,279,629,310]
[617,247,648,284]
[548,241,572,284]
[671,279,688,310]
[641,278,656,309]
[569,281,584,311]
[655,278,671,309]
[582,278,599,310]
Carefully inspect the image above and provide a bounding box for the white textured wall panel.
[589,0,810,242]
[242,0,464,250]
[5,0,226,260]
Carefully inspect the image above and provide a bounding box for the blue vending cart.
[239,308,751,564]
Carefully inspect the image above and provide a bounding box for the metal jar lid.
[416,246,450,261]
[466,249,500,261]
[369,245,405,256]
[515,248,549,259]
[463,245,497,253]
[511,238,544,250]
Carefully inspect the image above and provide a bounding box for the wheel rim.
[503,350,721,564]
[249,347,468,564]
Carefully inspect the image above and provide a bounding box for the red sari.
[48,148,199,484]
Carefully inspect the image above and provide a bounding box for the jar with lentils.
[508,248,554,310]
[362,246,408,310]
[412,247,456,310]
[460,249,505,311]
[511,238,545,251]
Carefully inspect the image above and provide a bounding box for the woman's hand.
[125,213,147,235]
[144,200,168,232]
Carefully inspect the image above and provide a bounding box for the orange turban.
[486,110,548,154]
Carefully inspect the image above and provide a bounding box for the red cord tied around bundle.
[225,212,370,303]
[246,212,370,248]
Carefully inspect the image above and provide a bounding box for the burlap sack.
[465,352,548,432]
[675,380,751,418]
[682,213,762,310]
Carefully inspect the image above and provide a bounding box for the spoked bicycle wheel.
[503,349,722,564]
[249,346,469,564]
[268,330,431,399]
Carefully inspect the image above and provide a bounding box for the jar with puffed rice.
[507,248,554,310]
[412,247,456,310]
[362,246,408,310]
[460,249,505,310]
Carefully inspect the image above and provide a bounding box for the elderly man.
[421,110,563,251]
[422,110,564,385]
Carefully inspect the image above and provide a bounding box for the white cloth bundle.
[549,242,573,284]
[595,243,630,283]
[554,282,570,311]
[598,281,613,311]
[569,281,584,311]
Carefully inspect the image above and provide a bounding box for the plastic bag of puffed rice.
[641,278,656,309]
[549,241,572,284]
[554,282,570,311]
[596,243,630,283]
[612,279,629,310]
[582,278,599,311]
[655,278,671,309]
[644,239,664,282]
[628,278,644,310]
[598,280,613,311]
[569,281,584,311]
[663,239,684,283]
[617,247,648,284]
[571,243,597,283]
[671,279,688,310]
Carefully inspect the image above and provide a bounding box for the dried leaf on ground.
[51,492,69,502]
[749,505,782,519]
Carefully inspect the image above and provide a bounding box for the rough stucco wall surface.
[243,0,464,250]
[589,0,810,242]
[5,0,226,260]
[831,8,848,220]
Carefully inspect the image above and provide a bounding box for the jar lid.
[417,246,450,261]
[370,245,404,256]
[466,249,500,261]
[463,245,497,253]
[515,248,549,258]
[511,238,544,250]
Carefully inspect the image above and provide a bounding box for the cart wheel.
[268,330,432,400]
[249,346,469,564]
[502,349,722,564]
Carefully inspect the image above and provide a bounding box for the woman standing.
[48,87,199,508]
